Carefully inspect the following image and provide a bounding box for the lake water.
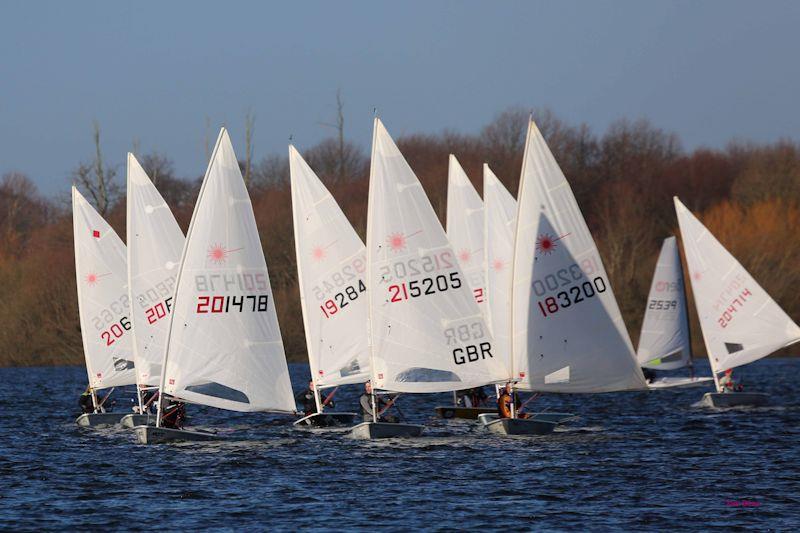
[1,359,799,530]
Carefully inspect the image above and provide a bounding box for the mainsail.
[446,155,486,308]
[126,154,185,387]
[636,237,692,370]
[159,129,294,412]
[366,119,508,393]
[72,187,136,390]
[511,119,646,392]
[674,197,800,373]
[289,145,371,388]
[483,165,517,365]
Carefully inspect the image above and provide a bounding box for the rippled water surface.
[2,359,799,530]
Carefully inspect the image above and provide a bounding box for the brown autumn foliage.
[1,107,799,367]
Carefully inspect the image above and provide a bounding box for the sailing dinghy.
[135,129,295,443]
[492,118,648,435]
[289,145,368,427]
[674,197,800,407]
[637,236,713,390]
[72,187,137,426]
[121,154,185,428]
[434,155,495,420]
[352,119,509,439]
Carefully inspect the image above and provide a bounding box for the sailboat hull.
[700,392,769,408]
[485,417,557,436]
[75,412,128,427]
[135,425,222,444]
[434,406,496,419]
[293,412,357,428]
[478,412,575,426]
[349,422,424,439]
[648,376,714,390]
[120,414,155,428]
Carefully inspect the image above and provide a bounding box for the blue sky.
[1,0,799,195]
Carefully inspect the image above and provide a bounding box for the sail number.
[144,297,173,324]
[100,316,131,346]
[531,258,600,297]
[312,256,366,301]
[718,288,752,328]
[388,273,462,302]
[536,277,607,317]
[648,299,677,310]
[196,295,269,313]
[378,251,455,283]
[320,280,367,318]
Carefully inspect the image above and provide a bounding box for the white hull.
[485,417,557,436]
[349,422,424,439]
[120,413,156,428]
[135,425,222,444]
[700,392,769,408]
[293,412,357,428]
[75,412,128,427]
[647,376,714,390]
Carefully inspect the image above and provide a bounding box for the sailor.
[79,387,95,414]
[295,380,335,416]
[497,383,527,419]
[642,368,657,384]
[719,369,743,393]
[161,399,186,429]
[359,381,398,423]
[467,386,488,407]
[141,388,159,414]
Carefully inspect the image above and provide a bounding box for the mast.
[507,118,534,417]
[365,116,381,408]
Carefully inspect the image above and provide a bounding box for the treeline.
[1,107,799,367]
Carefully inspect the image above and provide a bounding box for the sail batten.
[290,146,371,389]
[511,120,646,393]
[674,197,800,373]
[73,187,136,390]
[159,129,294,412]
[366,119,508,394]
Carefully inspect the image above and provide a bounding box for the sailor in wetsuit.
[79,387,96,414]
[359,381,398,423]
[641,368,657,384]
[497,383,528,419]
[458,387,489,408]
[719,369,744,393]
[295,380,335,416]
[161,399,186,429]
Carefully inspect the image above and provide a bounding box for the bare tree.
[320,89,347,182]
[140,151,174,186]
[244,109,256,188]
[71,121,118,215]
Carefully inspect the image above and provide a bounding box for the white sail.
[483,165,517,367]
[126,154,185,387]
[674,197,800,373]
[289,145,371,388]
[160,129,294,412]
[72,187,136,389]
[636,237,692,370]
[446,155,486,308]
[511,119,646,392]
[366,119,508,393]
